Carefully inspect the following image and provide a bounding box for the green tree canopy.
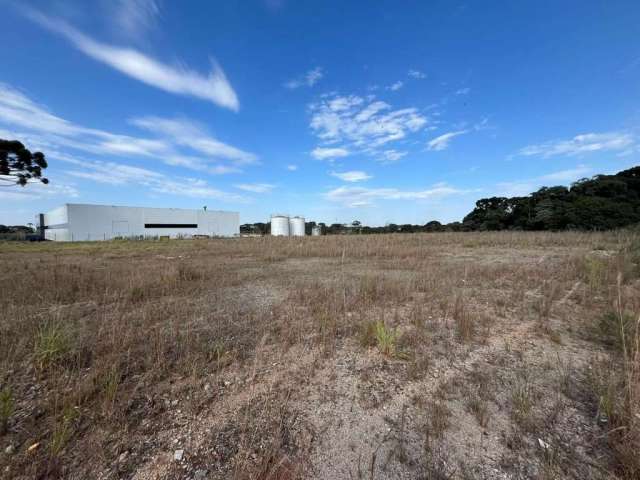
[0,139,48,187]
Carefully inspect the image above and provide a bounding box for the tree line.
[241,166,640,234]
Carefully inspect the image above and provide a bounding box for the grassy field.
[1,231,639,479]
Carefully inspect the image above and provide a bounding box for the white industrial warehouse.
[40,204,239,241]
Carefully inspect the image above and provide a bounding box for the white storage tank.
[290,216,306,236]
[271,214,290,236]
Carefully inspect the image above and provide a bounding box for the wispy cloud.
[311,147,350,161]
[495,165,594,197]
[408,69,426,79]
[286,164,298,171]
[284,67,324,89]
[0,179,78,201]
[538,165,592,182]
[325,183,465,207]
[233,183,275,193]
[113,0,161,41]
[455,87,470,95]
[517,132,635,158]
[379,149,407,163]
[0,83,254,176]
[24,9,239,110]
[131,117,257,165]
[427,130,468,151]
[330,170,372,182]
[388,81,404,91]
[58,154,246,202]
[309,93,428,158]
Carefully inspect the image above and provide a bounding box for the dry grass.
[0,230,638,479]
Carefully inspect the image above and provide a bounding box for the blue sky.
[1,0,639,226]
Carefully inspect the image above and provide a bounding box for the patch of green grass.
[374,321,398,357]
[34,321,71,370]
[583,256,608,291]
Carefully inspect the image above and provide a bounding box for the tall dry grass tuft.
[453,294,474,342]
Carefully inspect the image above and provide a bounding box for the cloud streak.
[408,69,426,79]
[58,154,247,202]
[113,0,161,41]
[325,183,465,207]
[427,130,468,151]
[25,9,239,110]
[234,183,275,193]
[494,165,594,197]
[285,67,324,89]
[517,132,635,158]
[330,170,372,182]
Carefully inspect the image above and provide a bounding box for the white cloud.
[330,170,372,182]
[25,10,239,110]
[285,67,324,89]
[311,147,350,161]
[455,87,471,95]
[517,132,635,158]
[233,183,275,193]
[388,81,404,91]
[427,130,468,151]
[379,150,407,163]
[309,93,428,156]
[325,183,465,207]
[0,84,254,175]
[286,164,298,171]
[408,69,426,79]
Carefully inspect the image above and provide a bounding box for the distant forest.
[241,166,640,235]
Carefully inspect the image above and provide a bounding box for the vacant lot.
[1,232,639,479]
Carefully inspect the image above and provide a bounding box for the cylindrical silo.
[311,225,322,236]
[270,214,290,236]
[289,216,306,236]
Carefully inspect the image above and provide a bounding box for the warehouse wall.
[43,205,70,241]
[43,204,239,241]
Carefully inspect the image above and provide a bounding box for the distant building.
[39,203,239,241]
